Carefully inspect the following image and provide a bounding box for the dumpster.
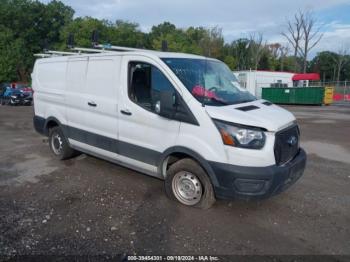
[262,87,333,105]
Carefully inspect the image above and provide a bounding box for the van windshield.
[162,58,256,106]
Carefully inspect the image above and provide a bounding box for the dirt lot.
[0,104,349,257]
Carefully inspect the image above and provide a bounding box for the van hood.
[205,100,296,132]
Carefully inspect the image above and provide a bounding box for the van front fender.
[158,146,219,187]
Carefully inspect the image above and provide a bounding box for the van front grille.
[274,124,300,165]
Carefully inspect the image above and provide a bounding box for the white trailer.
[233,70,295,98]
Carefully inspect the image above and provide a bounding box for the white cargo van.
[32,49,306,209]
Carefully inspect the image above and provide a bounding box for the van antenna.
[136,42,144,49]
[161,40,168,52]
[67,33,75,49]
[91,30,99,47]
[43,39,49,52]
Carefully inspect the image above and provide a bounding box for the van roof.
[36,49,218,62]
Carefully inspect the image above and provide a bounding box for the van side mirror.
[158,90,177,119]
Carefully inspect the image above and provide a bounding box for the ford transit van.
[32,49,306,209]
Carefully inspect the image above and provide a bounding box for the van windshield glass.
[162,58,256,106]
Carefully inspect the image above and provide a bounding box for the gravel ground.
[0,104,349,258]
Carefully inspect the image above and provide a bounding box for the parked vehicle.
[9,90,33,106]
[32,48,306,209]
[1,86,12,105]
[1,86,33,106]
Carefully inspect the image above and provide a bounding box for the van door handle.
[120,109,132,116]
[88,101,97,107]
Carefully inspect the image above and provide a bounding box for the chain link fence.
[324,82,350,103]
[308,81,350,103]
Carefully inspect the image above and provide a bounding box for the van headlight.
[213,119,266,149]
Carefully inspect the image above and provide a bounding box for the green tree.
[0,0,74,81]
[343,58,350,81]
[309,51,337,82]
[227,38,252,70]
[223,56,236,70]
[60,18,147,49]
[0,0,340,82]
[258,51,271,70]
[185,26,208,54]
[107,20,146,48]
[281,56,297,72]
[0,26,24,82]
[149,22,189,52]
[42,0,75,48]
[149,22,177,39]
[59,17,108,48]
[149,22,224,59]
[198,26,224,58]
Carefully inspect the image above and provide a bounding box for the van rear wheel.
[49,126,76,160]
[165,158,216,209]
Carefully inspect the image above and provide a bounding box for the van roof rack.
[34,50,81,58]
[34,31,166,58]
[34,42,162,58]
[34,53,53,58]
[72,47,114,53]
[95,44,142,52]
[47,50,77,55]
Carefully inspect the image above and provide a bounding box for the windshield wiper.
[208,96,229,105]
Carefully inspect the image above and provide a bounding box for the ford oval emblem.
[287,136,297,147]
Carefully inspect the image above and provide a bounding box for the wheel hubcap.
[51,133,63,155]
[172,171,202,205]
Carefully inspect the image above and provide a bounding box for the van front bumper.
[210,148,307,200]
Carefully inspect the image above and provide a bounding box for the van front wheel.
[165,158,216,209]
[49,126,76,160]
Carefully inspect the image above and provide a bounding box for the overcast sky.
[41,0,350,57]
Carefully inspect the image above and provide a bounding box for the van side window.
[128,62,175,113]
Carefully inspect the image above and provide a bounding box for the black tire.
[48,126,76,160]
[165,158,216,209]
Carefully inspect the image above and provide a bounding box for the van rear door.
[66,57,88,137]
